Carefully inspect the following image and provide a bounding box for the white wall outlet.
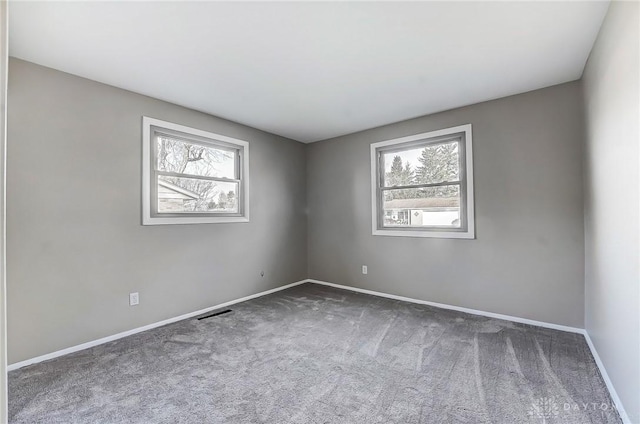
[129,292,139,306]
[362,265,368,275]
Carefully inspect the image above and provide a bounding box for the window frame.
[370,124,475,239]
[142,116,250,225]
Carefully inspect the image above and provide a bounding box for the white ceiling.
[10,1,609,143]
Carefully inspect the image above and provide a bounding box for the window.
[370,124,474,239]
[142,117,249,225]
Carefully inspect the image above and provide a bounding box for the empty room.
[0,0,638,423]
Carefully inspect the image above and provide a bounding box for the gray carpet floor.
[9,283,621,423]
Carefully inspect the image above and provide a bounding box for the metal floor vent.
[198,309,232,320]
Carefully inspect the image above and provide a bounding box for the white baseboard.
[307,279,584,333]
[8,277,631,424]
[7,279,308,371]
[308,279,632,423]
[583,332,631,424]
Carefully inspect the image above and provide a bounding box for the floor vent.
[197,309,232,320]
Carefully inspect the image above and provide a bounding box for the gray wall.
[0,2,8,421]
[582,1,639,422]
[307,82,586,328]
[7,59,307,364]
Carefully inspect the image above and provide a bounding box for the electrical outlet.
[129,292,139,306]
[362,265,368,275]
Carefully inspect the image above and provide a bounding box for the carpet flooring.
[9,283,621,423]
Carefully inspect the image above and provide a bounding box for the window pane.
[382,141,459,187]
[382,185,461,227]
[157,135,236,179]
[157,176,239,213]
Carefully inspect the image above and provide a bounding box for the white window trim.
[142,117,250,225]
[370,124,475,239]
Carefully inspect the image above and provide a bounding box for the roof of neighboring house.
[158,180,199,200]
[384,197,459,209]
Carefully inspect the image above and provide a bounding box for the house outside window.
[370,124,475,239]
[142,117,249,225]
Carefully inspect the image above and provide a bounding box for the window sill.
[372,229,475,239]
[143,216,250,226]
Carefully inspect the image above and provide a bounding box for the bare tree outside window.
[156,136,238,213]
